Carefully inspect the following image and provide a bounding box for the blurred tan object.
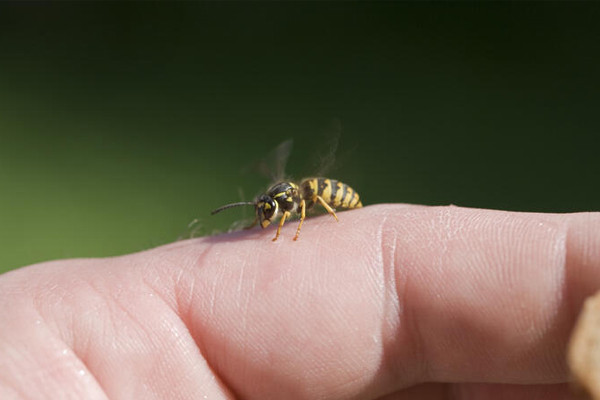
[569,292,600,399]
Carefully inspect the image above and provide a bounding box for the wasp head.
[256,194,278,228]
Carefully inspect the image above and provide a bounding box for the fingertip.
[566,212,600,316]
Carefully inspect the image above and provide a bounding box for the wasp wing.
[242,138,293,184]
[312,119,341,177]
[264,138,293,182]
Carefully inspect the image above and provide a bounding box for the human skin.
[0,205,598,400]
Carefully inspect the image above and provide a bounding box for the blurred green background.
[1,3,599,272]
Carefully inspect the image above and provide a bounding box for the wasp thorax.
[256,194,278,228]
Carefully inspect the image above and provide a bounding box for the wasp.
[211,177,363,241]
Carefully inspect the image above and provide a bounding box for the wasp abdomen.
[300,177,362,209]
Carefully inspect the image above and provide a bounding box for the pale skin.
[1,205,599,399]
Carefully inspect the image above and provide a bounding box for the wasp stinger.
[211,178,363,241]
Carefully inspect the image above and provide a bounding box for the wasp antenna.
[211,202,255,215]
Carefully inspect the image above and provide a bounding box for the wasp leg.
[273,211,290,241]
[293,199,306,241]
[316,195,339,221]
[244,216,258,230]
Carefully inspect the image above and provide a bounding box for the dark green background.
[1,3,599,272]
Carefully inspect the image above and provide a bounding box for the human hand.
[1,205,598,399]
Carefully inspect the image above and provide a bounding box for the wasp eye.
[257,196,277,228]
[263,199,276,219]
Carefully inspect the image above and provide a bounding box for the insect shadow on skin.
[211,138,363,242]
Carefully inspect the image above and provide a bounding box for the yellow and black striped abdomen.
[300,177,363,209]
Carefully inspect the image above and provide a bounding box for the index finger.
[172,205,599,398]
